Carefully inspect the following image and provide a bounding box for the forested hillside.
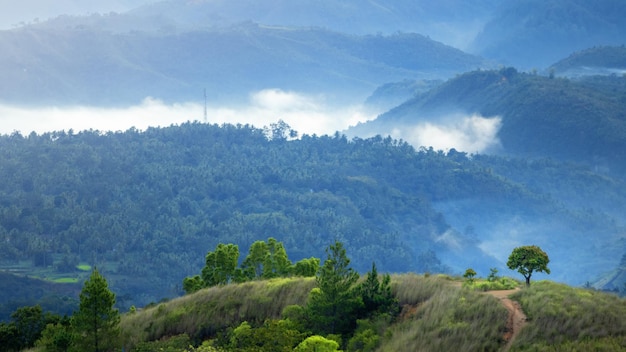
[1,122,625,315]
[550,45,626,76]
[355,68,626,174]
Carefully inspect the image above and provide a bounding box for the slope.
[353,68,626,174]
[0,23,486,106]
[1,123,625,313]
[549,45,626,77]
[118,275,626,351]
[470,0,626,69]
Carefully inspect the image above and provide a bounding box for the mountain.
[470,0,626,69]
[0,22,486,106]
[350,68,626,174]
[37,0,505,49]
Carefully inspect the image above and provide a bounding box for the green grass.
[76,264,92,271]
[50,277,79,283]
[117,275,626,352]
[381,274,508,352]
[464,277,520,291]
[510,281,626,351]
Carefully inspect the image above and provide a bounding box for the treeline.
[134,240,400,351]
[182,238,320,293]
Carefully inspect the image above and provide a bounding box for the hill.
[351,68,626,174]
[549,45,626,77]
[117,275,626,351]
[470,0,626,69]
[1,122,625,314]
[0,22,486,106]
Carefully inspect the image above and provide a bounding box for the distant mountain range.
[0,23,486,106]
[2,0,625,106]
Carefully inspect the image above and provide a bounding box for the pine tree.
[306,241,361,336]
[71,268,120,352]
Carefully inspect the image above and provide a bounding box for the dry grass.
[119,277,315,349]
[509,281,626,351]
[379,274,508,352]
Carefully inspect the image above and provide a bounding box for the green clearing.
[76,264,92,271]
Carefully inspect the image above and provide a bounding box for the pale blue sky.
[0,0,156,29]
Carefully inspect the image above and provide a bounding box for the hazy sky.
[0,0,155,29]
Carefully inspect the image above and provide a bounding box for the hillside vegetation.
[359,68,626,174]
[1,122,625,316]
[550,45,626,76]
[120,274,509,351]
[116,274,626,351]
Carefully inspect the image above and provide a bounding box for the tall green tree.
[71,268,120,352]
[262,238,292,279]
[11,305,46,349]
[306,241,361,336]
[292,257,321,277]
[241,240,269,280]
[201,243,240,286]
[358,262,398,317]
[507,245,551,286]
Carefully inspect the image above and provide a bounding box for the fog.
[0,90,506,154]
[0,0,154,29]
[0,89,376,137]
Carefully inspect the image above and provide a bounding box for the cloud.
[0,89,376,137]
[388,113,502,154]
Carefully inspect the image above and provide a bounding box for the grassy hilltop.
[117,274,626,351]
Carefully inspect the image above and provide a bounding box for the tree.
[71,268,120,352]
[262,238,292,279]
[306,241,361,336]
[294,335,341,352]
[241,240,270,280]
[292,257,320,277]
[507,245,550,286]
[36,320,72,352]
[463,268,477,284]
[182,275,204,294]
[11,305,46,349]
[201,243,240,286]
[358,262,398,317]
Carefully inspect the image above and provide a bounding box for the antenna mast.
[203,88,208,123]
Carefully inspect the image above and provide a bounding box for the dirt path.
[486,288,527,351]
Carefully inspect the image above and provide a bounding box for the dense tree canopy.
[0,121,623,315]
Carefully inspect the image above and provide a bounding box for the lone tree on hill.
[507,245,550,286]
[71,268,120,352]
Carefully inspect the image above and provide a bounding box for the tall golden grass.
[381,274,508,351]
[118,274,626,351]
[509,281,626,351]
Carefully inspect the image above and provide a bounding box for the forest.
[1,120,625,318]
